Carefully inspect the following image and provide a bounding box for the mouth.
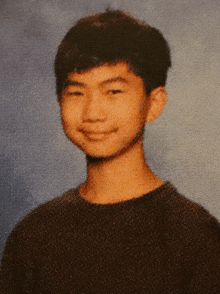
[79,129,117,141]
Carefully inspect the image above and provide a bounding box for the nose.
[82,93,106,122]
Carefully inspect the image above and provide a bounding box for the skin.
[61,62,167,204]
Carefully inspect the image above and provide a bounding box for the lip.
[80,129,117,141]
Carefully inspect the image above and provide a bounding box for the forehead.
[67,62,143,87]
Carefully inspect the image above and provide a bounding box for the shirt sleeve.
[186,213,220,293]
[0,224,37,294]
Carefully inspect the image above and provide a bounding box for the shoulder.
[148,182,220,291]
[161,183,220,290]
[2,187,82,250]
[156,182,219,223]
[22,186,81,221]
[156,182,220,247]
[0,187,81,291]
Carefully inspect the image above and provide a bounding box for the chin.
[84,144,132,163]
[85,150,116,160]
[84,147,122,163]
[79,143,120,160]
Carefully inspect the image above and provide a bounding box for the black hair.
[54,9,171,102]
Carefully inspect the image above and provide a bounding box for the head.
[54,9,171,102]
[55,10,171,159]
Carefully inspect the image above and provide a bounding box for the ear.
[145,86,167,123]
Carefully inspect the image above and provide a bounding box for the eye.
[72,91,83,96]
[108,89,122,95]
[66,91,84,96]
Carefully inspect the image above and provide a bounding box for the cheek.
[60,103,79,125]
[115,102,146,126]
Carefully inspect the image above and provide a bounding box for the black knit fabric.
[1,182,220,293]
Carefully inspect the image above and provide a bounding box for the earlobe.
[145,86,167,123]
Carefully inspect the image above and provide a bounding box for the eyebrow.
[99,77,129,86]
[65,76,129,89]
[64,80,86,88]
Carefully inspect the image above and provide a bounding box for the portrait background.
[1,0,220,258]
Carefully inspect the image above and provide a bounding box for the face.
[60,62,149,159]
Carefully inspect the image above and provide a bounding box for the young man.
[1,9,220,293]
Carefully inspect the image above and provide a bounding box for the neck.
[79,140,163,204]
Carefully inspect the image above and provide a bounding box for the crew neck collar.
[75,181,173,209]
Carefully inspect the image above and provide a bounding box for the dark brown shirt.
[1,182,220,293]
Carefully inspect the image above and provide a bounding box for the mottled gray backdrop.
[1,0,220,258]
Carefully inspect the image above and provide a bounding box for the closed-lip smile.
[79,129,117,140]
